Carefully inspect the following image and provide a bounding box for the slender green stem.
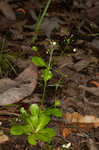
[31,0,51,44]
[41,80,47,108]
[5,58,17,75]
[41,41,55,107]
[48,47,54,68]
[88,33,99,36]
[1,38,6,51]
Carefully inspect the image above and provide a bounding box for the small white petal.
[52,41,56,46]
[73,48,77,52]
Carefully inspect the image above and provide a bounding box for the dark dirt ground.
[0,0,99,149]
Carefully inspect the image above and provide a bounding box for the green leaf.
[36,133,51,143]
[36,114,50,132]
[54,100,60,106]
[40,128,56,137]
[43,68,53,81]
[32,46,38,52]
[20,107,28,119]
[10,125,24,135]
[26,115,36,129]
[37,128,56,143]
[22,124,33,135]
[32,57,46,67]
[27,115,39,129]
[28,135,37,145]
[44,108,62,117]
[29,104,40,116]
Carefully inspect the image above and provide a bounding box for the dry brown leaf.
[87,138,98,150]
[0,63,38,106]
[40,17,65,37]
[64,112,99,129]
[79,85,99,96]
[73,58,90,72]
[0,130,9,144]
[62,112,99,138]
[0,1,16,20]
[90,80,99,87]
[62,128,71,138]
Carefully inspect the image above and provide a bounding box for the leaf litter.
[0,0,99,150]
[0,62,38,105]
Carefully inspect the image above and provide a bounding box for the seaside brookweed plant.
[11,104,62,145]
[10,40,62,146]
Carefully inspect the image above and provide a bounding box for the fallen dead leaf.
[79,85,99,96]
[62,112,99,138]
[90,80,99,87]
[64,112,99,129]
[62,128,71,138]
[73,58,90,72]
[0,62,38,106]
[87,138,98,150]
[0,1,16,20]
[0,130,9,144]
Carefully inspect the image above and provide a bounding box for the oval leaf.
[36,133,51,142]
[43,68,53,81]
[28,135,37,145]
[10,125,24,135]
[26,115,38,129]
[22,124,33,135]
[38,128,56,142]
[29,104,40,116]
[32,57,46,67]
[20,107,28,119]
[40,128,56,137]
[36,114,50,132]
[44,108,62,117]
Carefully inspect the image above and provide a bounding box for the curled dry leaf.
[0,1,16,20]
[73,58,90,72]
[0,63,38,106]
[79,85,99,96]
[62,128,71,138]
[40,17,65,37]
[89,80,99,87]
[62,112,99,138]
[0,130,9,144]
[87,138,98,150]
[64,112,99,129]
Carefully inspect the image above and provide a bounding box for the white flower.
[62,143,71,149]
[52,41,56,46]
[73,48,77,52]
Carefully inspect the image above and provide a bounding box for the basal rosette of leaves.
[11,104,62,145]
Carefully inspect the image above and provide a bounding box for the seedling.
[11,104,62,145]
[64,34,74,45]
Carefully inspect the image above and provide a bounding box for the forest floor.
[0,0,99,150]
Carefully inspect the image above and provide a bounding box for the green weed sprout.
[64,34,74,45]
[0,38,17,77]
[32,40,56,107]
[11,104,62,146]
